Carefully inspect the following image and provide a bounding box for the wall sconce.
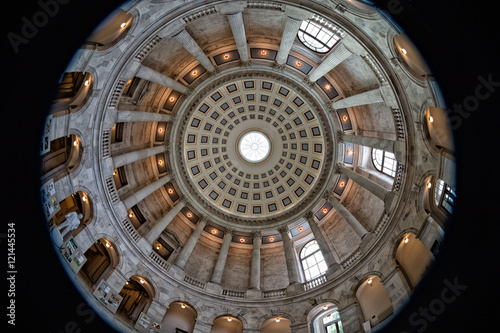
[429,116,434,123]
[140,279,145,284]
[84,80,89,86]
[120,22,127,28]
[295,60,302,67]
[401,48,407,55]
[427,182,432,189]
[297,226,304,232]
[82,196,86,202]
[227,317,232,322]
[367,278,373,286]
[346,148,353,156]
[342,114,349,122]
[404,237,409,244]
[275,318,281,323]
[105,242,110,248]
[169,96,176,103]
[180,304,186,309]
[223,53,231,60]
[260,50,267,56]
[191,70,198,76]
[339,181,345,188]
[322,208,328,214]
[73,140,78,147]
[324,84,331,90]
[268,236,275,242]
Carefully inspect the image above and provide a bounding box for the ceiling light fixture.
[297,226,304,232]
[156,246,160,250]
[427,182,432,189]
[73,140,78,146]
[223,53,230,60]
[84,80,89,86]
[105,242,110,248]
[180,304,186,309]
[211,229,217,234]
[322,305,328,310]
[186,212,192,218]
[322,208,328,214]
[120,22,127,28]
[239,237,246,243]
[342,114,349,122]
[295,60,302,67]
[339,181,345,188]
[276,318,281,323]
[191,70,198,76]
[268,236,275,242]
[429,116,434,123]
[129,213,133,218]
[158,127,164,133]
[158,159,164,166]
[169,96,176,102]
[324,84,331,90]
[404,237,409,244]
[82,196,86,202]
[260,50,267,56]
[227,318,232,322]
[367,278,373,286]
[401,48,407,55]
[346,148,353,156]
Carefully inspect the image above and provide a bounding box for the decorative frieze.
[182,6,217,23]
[135,35,163,62]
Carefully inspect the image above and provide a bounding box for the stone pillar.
[144,199,186,243]
[383,266,411,312]
[193,321,213,333]
[136,65,188,94]
[227,12,249,62]
[327,194,368,240]
[172,29,215,72]
[276,17,303,65]
[122,174,173,209]
[278,226,300,285]
[309,42,353,82]
[113,145,165,169]
[332,88,384,109]
[175,218,208,269]
[340,133,403,155]
[249,231,262,290]
[116,110,173,123]
[338,165,390,201]
[306,214,340,274]
[210,228,234,284]
[339,303,363,333]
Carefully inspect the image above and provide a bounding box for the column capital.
[336,130,344,143]
[278,225,290,234]
[224,227,235,236]
[303,76,315,87]
[323,190,333,201]
[252,231,262,239]
[179,197,189,206]
[304,211,314,220]
[273,62,287,71]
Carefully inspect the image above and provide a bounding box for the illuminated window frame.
[297,20,341,53]
[371,149,397,177]
[434,179,456,214]
[300,240,327,281]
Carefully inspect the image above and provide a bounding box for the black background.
[1,0,498,332]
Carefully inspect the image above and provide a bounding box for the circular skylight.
[239,131,270,163]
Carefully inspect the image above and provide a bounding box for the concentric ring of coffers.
[181,76,329,222]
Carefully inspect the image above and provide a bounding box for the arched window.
[322,310,344,333]
[300,240,327,281]
[297,19,341,53]
[371,149,397,177]
[434,179,456,214]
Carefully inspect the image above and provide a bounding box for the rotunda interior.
[32,0,466,332]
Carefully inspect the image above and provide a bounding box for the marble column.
[113,145,165,169]
[210,228,234,284]
[331,88,384,109]
[172,29,215,72]
[337,165,390,201]
[144,199,186,243]
[136,65,188,94]
[227,12,249,62]
[306,214,340,274]
[175,218,208,269]
[278,226,300,284]
[309,42,353,82]
[116,110,173,123]
[276,16,304,65]
[122,174,173,209]
[249,231,262,290]
[327,194,368,240]
[340,133,400,154]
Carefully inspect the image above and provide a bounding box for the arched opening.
[117,276,155,325]
[49,191,93,243]
[309,303,344,333]
[371,148,397,178]
[261,316,292,333]
[210,316,243,333]
[356,276,393,329]
[396,233,433,289]
[86,8,134,50]
[161,302,197,333]
[393,34,432,79]
[300,240,328,281]
[297,17,342,54]
[79,238,119,288]
[40,134,83,182]
[51,72,93,114]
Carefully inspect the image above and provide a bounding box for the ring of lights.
[171,70,336,229]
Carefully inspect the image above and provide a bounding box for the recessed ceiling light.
[322,208,328,214]
[297,226,304,232]
[342,114,349,122]
[268,236,275,242]
[324,84,331,90]
[260,50,267,56]
[295,60,302,67]
[186,212,192,218]
[239,237,245,243]
[191,70,198,76]
[105,242,110,248]
[167,188,173,194]
[339,181,345,188]
[82,196,86,202]
[158,159,164,166]
[223,53,230,60]
[211,229,217,234]
[129,213,133,218]
[346,148,353,156]
[158,127,164,133]
[169,96,175,102]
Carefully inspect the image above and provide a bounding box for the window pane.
[298,18,342,53]
[327,324,338,333]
